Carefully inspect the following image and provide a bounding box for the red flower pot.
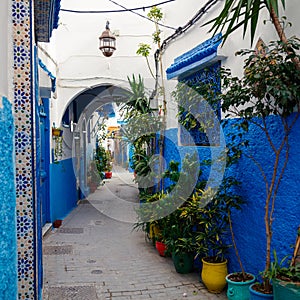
[105,171,112,179]
[155,241,167,257]
[53,219,62,228]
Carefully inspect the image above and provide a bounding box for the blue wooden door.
[39,98,50,226]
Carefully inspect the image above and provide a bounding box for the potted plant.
[270,229,300,300]
[52,124,63,137]
[272,263,300,300]
[207,3,300,295]
[53,134,63,163]
[219,123,255,299]
[226,209,256,300]
[87,160,101,193]
[134,190,166,246]
[94,145,108,180]
[209,38,300,298]
[104,150,113,179]
[155,239,167,257]
[119,74,161,193]
[133,155,198,270]
[188,187,230,294]
[176,185,231,285]
[163,215,196,274]
[178,156,244,293]
[131,149,156,192]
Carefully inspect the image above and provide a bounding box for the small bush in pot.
[163,212,196,274]
[268,233,300,300]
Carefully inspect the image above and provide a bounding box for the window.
[176,61,221,146]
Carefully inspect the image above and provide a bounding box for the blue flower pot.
[249,283,273,300]
[226,273,256,300]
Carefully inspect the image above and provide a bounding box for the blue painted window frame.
[178,61,221,146]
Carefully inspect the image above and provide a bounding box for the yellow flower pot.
[52,128,63,137]
[201,258,228,293]
[149,224,161,240]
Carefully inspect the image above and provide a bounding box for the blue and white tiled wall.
[12,0,37,298]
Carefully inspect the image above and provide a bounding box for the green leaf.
[250,0,260,44]
[205,0,286,45]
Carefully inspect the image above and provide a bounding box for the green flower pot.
[273,278,300,300]
[172,252,194,274]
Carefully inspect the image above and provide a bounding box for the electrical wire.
[160,0,220,52]
[150,0,220,102]
[60,0,175,15]
[107,0,176,30]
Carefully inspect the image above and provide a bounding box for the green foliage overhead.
[136,43,151,57]
[207,0,286,45]
[120,74,153,119]
[220,37,300,119]
[147,6,163,22]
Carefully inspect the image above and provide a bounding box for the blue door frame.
[34,46,51,299]
[34,46,43,299]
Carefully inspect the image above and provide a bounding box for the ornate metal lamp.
[99,21,116,57]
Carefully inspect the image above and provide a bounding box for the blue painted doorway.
[39,98,51,226]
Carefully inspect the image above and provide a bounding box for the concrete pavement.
[42,166,227,299]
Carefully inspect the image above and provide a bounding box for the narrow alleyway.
[43,166,226,300]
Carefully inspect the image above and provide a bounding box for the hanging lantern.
[99,21,116,57]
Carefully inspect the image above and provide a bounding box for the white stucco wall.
[40,0,300,134]
[42,0,174,126]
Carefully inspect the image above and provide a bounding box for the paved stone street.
[43,166,227,299]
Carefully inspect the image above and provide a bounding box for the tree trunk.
[269,6,300,70]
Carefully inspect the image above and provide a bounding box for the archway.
[49,83,130,221]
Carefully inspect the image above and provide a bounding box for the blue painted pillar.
[0,97,17,299]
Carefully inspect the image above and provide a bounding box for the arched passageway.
[48,83,132,227]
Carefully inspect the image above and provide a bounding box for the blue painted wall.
[0,97,17,299]
[50,158,78,222]
[163,114,300,277]
[226,114,300,276]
